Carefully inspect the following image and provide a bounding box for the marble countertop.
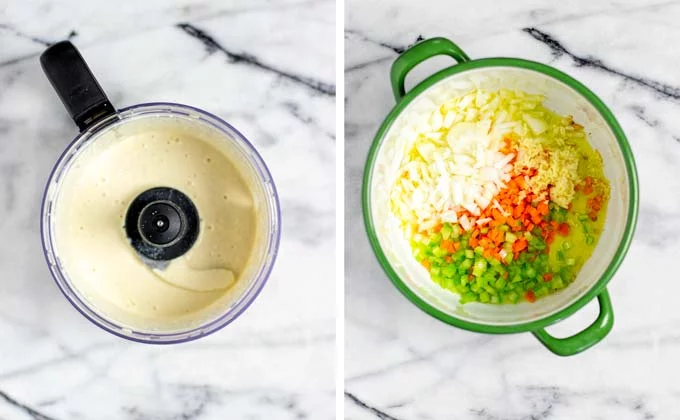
[0,0,335,419]
[345,0,680,418]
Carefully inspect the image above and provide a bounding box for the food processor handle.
[40,41,116,131]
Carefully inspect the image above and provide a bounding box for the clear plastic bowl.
[41,103,281,344]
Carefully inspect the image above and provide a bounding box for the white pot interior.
[370,67,631,326]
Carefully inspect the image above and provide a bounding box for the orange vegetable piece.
[441,239,455,253]
[557,223,570,236]
[525,290,536,303]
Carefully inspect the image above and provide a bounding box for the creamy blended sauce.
[53,116,258,330]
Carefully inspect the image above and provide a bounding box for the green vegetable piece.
[525,266,536,279]
[465,249,474,259]
[459,259,473,271]
[480,292,491,303]
[460,292,476,303]
[441,224,452,240]
[442,266,456,278]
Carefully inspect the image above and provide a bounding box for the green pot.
[362,37,639,357]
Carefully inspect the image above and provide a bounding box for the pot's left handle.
[40,41,116,131]
[390,37,471,102]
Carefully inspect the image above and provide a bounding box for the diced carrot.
[441,239,455,253]
[469,237,478,247]
[557,223,570,236]
[433,223,443,233]
[525,290,536,303]
[546,231,555,244]
[421,259,431,270]
[583,185,593,195]
[445,256,452,263]
[537,201,549,216]
[543,273,553,282]
[585,176,594,186]
[513,238,528,253]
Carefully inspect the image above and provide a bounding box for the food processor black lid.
[125,187,200,261]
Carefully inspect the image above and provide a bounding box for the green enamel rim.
[362,49,639,336]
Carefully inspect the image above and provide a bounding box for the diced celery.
[566,258,576,266]
[489,258,501,267]
[442,266,456,278]
[441,224,452,240]
[552,275,564,290]
[451,224,461,238]
[524,266,536,278]
[505,253,514,264]
[484,285,497,295]
[459,259,473,270]
[430,267,441,276]
[505,232,517,243]
[490,295,499,304]
[480,292,491,303]
[562,241,572,251]
[499,224,510,232]
[474,246,484,256]
[480,227,489,234]
[465,249,474,259]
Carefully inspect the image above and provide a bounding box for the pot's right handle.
[390,37,471,102]
[533,289,614,357]
[40,41,116,131]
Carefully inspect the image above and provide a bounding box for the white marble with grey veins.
[346,0,680,418]
[0,0,335,418]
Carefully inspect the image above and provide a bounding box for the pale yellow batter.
[53,116,258,331]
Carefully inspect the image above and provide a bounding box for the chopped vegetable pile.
[392,89,610,304]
